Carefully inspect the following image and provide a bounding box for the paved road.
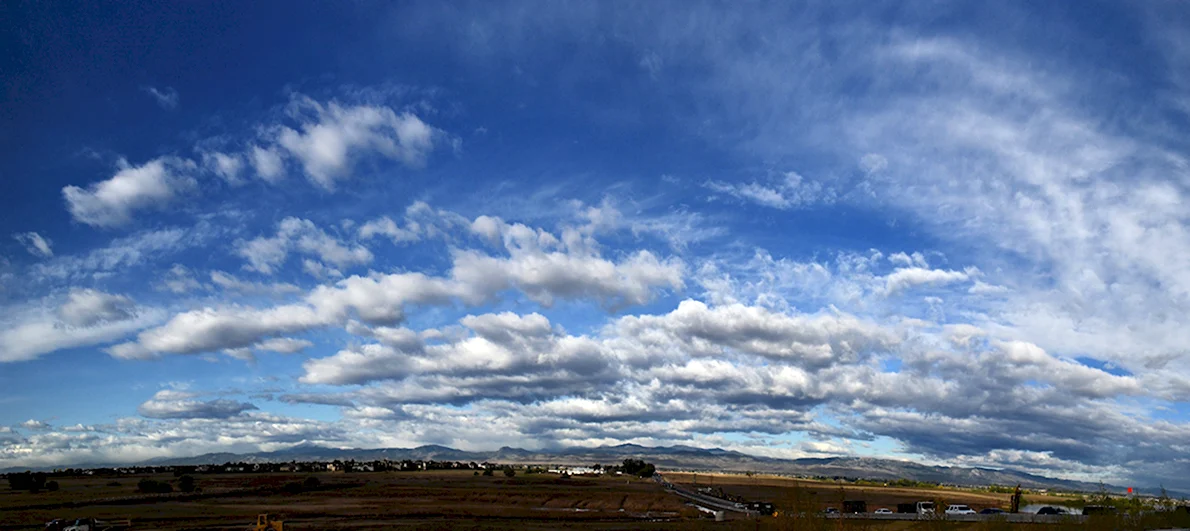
[654,473,1089,524]
[653,473,757,515]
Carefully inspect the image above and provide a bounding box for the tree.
[502,466,516,478]
[137,479,173,494]
[178,475,196,493]
[7,472,47,492]
[482,468,494,476]
[620,459,655,478]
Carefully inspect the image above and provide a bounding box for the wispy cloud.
[142,86,179,110]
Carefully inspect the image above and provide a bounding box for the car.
[979,508,1006,515]
[946,504,976,515]
[824,507,839,514]
[874,508,893,514]
[1036,506,1063,515]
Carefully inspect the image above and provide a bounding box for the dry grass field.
[661,472,1084,512]
[0,469,1168,530]
[0,470,697,530]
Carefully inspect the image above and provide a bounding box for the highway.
[653,473,758,515]
[654,473,1090,524]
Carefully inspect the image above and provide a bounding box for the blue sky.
[3,1,1190,489]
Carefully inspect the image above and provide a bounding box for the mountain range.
[20,442,1160,496]
[7,443,1174,497]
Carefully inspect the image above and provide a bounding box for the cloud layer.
[4,1,1190,493]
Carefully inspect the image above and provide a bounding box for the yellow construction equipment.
[252,514,283,531]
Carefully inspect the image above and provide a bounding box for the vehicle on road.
[824,507,839,514]
[916,501,936,514]
[946,504,976,515]
[874,508,893,514]
[1036,506,1063,515]
[979,508,1006,515]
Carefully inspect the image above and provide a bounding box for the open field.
[0,470,1178,530]
[0,470,697,530]
[661,472,1085,513]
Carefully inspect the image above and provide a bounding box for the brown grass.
[0,470,1100,530]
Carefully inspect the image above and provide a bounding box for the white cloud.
[142,86,179,110]
[236,217,372,275]
[301,259,342,279]
[275,98,439,190]
[883,267,970,295]
[0,296,161,362]
[62,157,197,227]
[137,390,257,419]
[202,151,245,184]
[859,153,888,175]
[249,145,286,183]
[209,270,300,295]
[704,171,831,210]
[111,208,685,358]
[20,419,50,430]
[109,304,325,358]
[13,232,53,258]
[31,223,223,282]
[358,216,420,244]
[254,337,313,354]
[158,264,202,293]
[57,289,135,327]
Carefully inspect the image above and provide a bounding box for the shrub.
[106,481,121,487]
[303,476,321,489]
[482,468,494,477]
[7,471,47,492]
[502,466,516,478]
[46,481,59,492]
[136,479,173,494]
[178,475,195,493]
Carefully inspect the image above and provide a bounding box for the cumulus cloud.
[111,208,685,358]
[20,419,50,430]
[137,390,258,419]
[274,97,439,190]
[249,145,285,183]
[1,293,160,362]
[236,217,372,275]
[57,289,135,327]
[254,337,313,354]
[883,267,971,295]
[358,216,420,244]
[202,151,244,184]
[13,232,53,258]
[158,264,203,293]
[62,157,197,227]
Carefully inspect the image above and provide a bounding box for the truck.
[843,500,867,514]
[897,501,935,515]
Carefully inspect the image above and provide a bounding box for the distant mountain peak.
[10,442,1173,497]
